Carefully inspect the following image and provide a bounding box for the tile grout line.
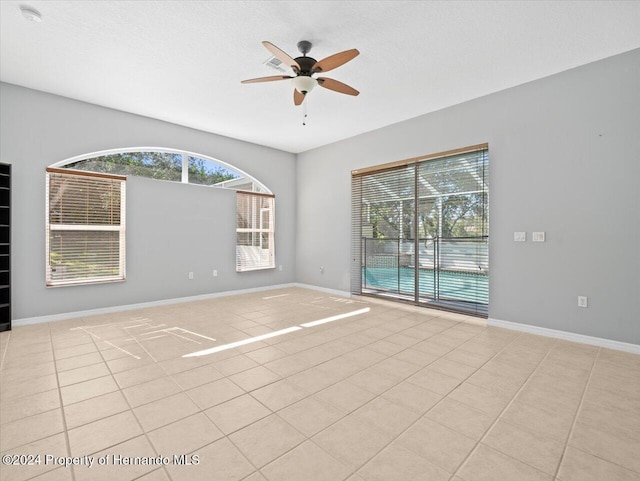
[8,292,631,481]
[129,314,266,481]
[237,323,460,478]
[253,310,458,404]
[0,328,63,478]
[261,309,456,383]
[179,304,398,478]
[81,313,177,481]
[165,307,476,480]
[0,340,65,424]
[186,297,387,477]
[17,304,348,393]
[47,321,78,481]
[162,303,412,478]
[0,298,395,477]
[0,296,490,481]
[551,346,600,480]
[113,311,243,481]
[453,340,592,479]
[250,320,522,480]
[448,337,563,480]
[333,328,529,480]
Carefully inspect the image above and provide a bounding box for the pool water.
[363,266,488,305]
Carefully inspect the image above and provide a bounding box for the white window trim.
[45,168,126,287]
[236,191,275,272]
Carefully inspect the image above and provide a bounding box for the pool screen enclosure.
[351,144,489,317]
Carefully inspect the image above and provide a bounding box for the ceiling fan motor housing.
[293,56,318,76]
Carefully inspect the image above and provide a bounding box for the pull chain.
[302,96,308,126]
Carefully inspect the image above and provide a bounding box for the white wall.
[296,48,640,344]
[0,83,297,319]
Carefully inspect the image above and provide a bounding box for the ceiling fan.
[241,40,360,106]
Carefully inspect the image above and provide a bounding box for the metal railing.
[362,236,488,315]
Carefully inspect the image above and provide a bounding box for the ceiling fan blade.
[241,75,292,84]
[262,41,301,72]
[312,49,359,73]
[317,77,359,96]
[294,89,305,106]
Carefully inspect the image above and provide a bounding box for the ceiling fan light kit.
[242,40,360,107]
[292,76,317,94]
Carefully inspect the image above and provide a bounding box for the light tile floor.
[1,287,638,481]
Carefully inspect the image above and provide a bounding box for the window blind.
[351,145,489,317]
[236,191,275,272]
[46,168,126,286]
[352,164,416,300]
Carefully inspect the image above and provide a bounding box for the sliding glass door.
[359,164,415,301]
[352,145,489,317]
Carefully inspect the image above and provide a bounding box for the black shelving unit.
[0,163,10,331]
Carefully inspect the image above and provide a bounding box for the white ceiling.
[1,1,639,153]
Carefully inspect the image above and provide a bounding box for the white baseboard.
[292,283,352,298]
[12,283,298,327]
[489,318,640,354]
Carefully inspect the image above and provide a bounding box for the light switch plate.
[533,232,545,242]
[514,232,526,242]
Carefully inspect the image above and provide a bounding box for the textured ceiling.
[1,1,639,153]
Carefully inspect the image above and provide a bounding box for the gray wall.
[0,83,297,319]
[2,49,639,344]
[296,48,640,344]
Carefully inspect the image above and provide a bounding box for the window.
[351,144,489,316]
[236,192,275,272]
[46,168,126,286]
[187,156,241,186]
[50,149,274,279]
[64,151,182,181]
[60,150,268,193]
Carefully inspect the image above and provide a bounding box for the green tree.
[441,193,487,238]
[67,152,182,181]
[188,157,238,185]
[67,153,241,186]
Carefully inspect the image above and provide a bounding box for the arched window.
[51,148,270,193]
[46,149,275,287]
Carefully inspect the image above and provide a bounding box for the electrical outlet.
[514,232,526,242]
[578,296,588,308]
[320,266,324,273]
[188,272,194,280]
[533,232,545,242]
[278,265,283,271]
[213,270,218,277]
